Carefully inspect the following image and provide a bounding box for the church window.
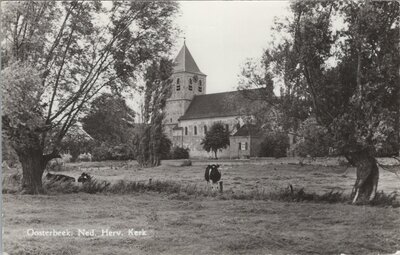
[176,78,180,91]
[185,127,188,135]
[177,78,180,84]
[199,80,202,86]
[194,126,197,135]
[204,125,207,134]
[189,78,193,91]
[198,85,202,92]
[170,118,172,123]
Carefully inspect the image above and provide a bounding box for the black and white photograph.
[1,0,400,254]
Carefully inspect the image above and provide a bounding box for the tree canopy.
[201,122,230,159]
[135,58,173,167]
[1,1,179,193]
[82,93,135,145]
[239,1,399,203]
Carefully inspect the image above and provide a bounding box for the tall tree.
[1,1,179,194]
[201,122,230,159]
[135,58,173,167]
[241,1,399,203]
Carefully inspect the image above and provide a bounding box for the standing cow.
[204,164,222,191]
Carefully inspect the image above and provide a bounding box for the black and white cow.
[204,164,221,190]
[46,172,75,182]
[77,172,92,183]
[78,172,111,190]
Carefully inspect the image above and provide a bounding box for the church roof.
[173,42,205,75]
[232,124,263,137]
[179,90,263,120]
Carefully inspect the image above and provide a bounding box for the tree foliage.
[82,93,135,145]
[170,146,190,159]
[135,59,173,167]
[294,118,333,158]
[201,122,230,159]
[258,132,289,158]
[240,1,399,202]
[60,123,94,162]
[1,1,179,193]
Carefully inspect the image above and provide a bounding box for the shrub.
[171,146,190,159]
[109,144,134,160]
[46,158,64,172]
[92,143,111,161]
[77,153,92,162]
[2,171,22,194]
[258,132,289,158]
[180,159,192,166]
[295,118,333,157]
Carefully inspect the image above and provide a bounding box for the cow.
[78,172,111,191]
[77,172,92,183]
[46,172,75,182]
[204,164,221,191]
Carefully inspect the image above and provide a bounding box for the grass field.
[3,161,400,255]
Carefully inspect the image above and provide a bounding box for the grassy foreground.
[3,192,400,255]
[2,162,400,254]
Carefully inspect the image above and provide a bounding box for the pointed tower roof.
[173,42,205,75]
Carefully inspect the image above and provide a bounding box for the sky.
[172,1,291,94]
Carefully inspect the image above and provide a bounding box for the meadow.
[2,159,400,255]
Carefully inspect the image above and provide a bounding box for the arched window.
[176,78,180,91]
[204,125,207,134]
[189,78,193,91]
[194,126,197,135]
[199,80,202,86]
[185,127,188,135]
[198,85,202,92]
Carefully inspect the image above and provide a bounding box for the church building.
[164,42,264,158]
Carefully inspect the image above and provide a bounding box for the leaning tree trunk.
[16,148,47,194]
[346,150,379,204]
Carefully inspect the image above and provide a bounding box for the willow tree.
[240,1,399,203]
[1,1,179,194]
[135,58,173,167]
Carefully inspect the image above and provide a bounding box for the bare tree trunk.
[16,148,47,194]
[346,150,379,203]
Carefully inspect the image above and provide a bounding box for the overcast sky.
[173,1,290,94]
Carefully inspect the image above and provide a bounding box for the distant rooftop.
[232,124,263,137]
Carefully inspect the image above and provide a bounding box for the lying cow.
[78,172,111,190]
[204,164,221,190]
[46,172,75,182]
[77,172,92,183]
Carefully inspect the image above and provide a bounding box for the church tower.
[164,42,207,139]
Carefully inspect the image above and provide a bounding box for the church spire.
[173,42,204,75]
